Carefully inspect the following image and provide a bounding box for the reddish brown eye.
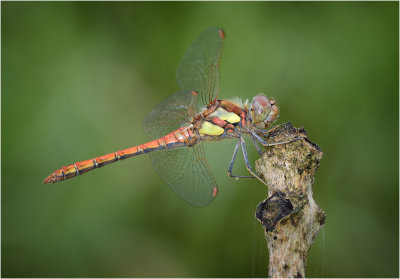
[251,95,272,123]
[254,95,270,107]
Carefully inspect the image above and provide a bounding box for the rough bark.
[255,122,325,278]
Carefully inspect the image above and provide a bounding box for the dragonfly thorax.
[250,95,279,129]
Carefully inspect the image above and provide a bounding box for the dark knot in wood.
[255,191,293,232]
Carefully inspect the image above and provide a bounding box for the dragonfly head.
[250,95,279,129]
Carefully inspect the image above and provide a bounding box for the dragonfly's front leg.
[252,131,302,147]
[254,123,284,138]
[227,138,255,179]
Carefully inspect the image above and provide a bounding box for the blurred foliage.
[2,2,398,277]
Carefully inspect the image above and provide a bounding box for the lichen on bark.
[255,122,325,278]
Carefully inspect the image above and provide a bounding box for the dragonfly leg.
[252,131,301,147]
[239,134,270,187]
[251,135,263,155]
[254,125,282,138]
[228,138,256,179]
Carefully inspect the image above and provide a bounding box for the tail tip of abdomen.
[43,174,57,184]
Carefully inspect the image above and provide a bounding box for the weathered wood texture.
[255,122,325,278]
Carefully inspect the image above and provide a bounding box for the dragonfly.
[44,27,294,207]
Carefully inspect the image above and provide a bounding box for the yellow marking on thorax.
[209,107,241,123]
[199,121,225,136]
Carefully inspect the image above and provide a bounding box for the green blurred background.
[2,2,398,277]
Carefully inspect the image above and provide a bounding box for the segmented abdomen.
[43,127,196,184]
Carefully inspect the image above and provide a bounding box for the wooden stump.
[255,122,325,278]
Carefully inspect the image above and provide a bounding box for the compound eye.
[254,95,270,107]
[252,95,271,123]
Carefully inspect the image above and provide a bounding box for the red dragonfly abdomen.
[43,127,196,184]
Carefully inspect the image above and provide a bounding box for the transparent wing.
[142,29,223,206]
[143,91,197,139]
[143,91,218,206]
[144,28,225,139]
[149,142,217,207]
[177,27,225,108]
